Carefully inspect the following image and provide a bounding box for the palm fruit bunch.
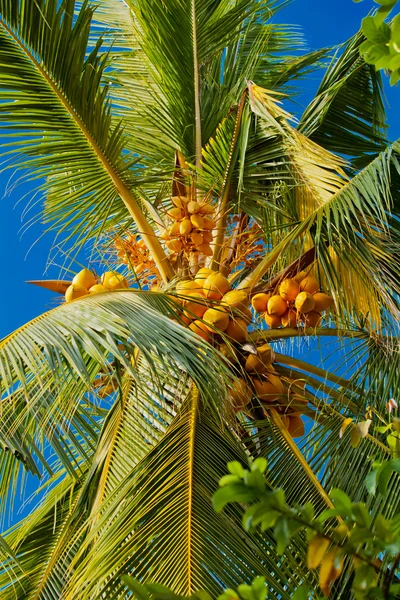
[65,268,129,303]
[114,234,158,287]
[174,269,306,438]
[162,196,216,256]
[251,271,334,329]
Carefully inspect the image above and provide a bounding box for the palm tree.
[0,0,399,598]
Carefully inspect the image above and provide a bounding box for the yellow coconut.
[313,293,334,312]
[251,293,271,313]
[202,230,213,243]
[287,415,305,438]
[224,318,248,343]
[293,270,307,283]
[168,207,184,220]
[279,278,300,302]
[203,273,230,300]
[229,378,253,412]
[295,291,315,314]
[203,216,216,230]
[267,295,288,317]
[281,310,298,328]
[101,271,117,287]
[169,221,181,236]
[194,267,214,286]
[191,231,203,246]
[189,319,213,342]
[228,305,252,324]
[198,203,214,215]
[197,243,213,256]
[187,200,199,214]
[180,218,192,236]
[72,268,97,290]
[303,311,322,328]
[203,307,230,332]
[253,375,283,402]
[219,343,239,365]
[265,313,282,328]
[171,196,187,208]
[245,344,274,373]
[89,284,108,294]
[182,293,208,319]
[221,290,249,312]
[166,239,183,253]
[190,214,205,229]
[105,275,129,290]
[300,275,319,294]
[65,284,88,303]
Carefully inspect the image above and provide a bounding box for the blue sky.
[0,0,399,339]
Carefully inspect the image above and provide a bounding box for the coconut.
[221,290,249,312]
[191,232,203,246]
[187,201,200,214]
[253,375,283,402]
[73,268,97,290]
[176,280,202,294]
[229,378,252,412]
[203,307,230,332]
[171,196,187,208]
[89,284,107,294]
[219,343,239,364]
[303,311,322,328]
[183,293,208,319]
[224,318,248,343]
[203,217,215,230]
[267,295,288,317]
[313,293,334,312]
[105,275,129,290]
[194,267,214,286]
[245,343,275,373]
[265,313,282,328]
[197,243,213,256]
[169,221,181,236]
[65,284,88,303]
[168,207,184,220]
[281,310,298,328]
[166,239,183,253]
[202,230,213,243]
[190,214,205,229]
[189,320,213,342]
[251,293,271,313]
[287,415,305,438]
[279,278,300,302]
[293,270,307,283]
[180,218,192,236]
[295,292,315,314]
[203,273,230,300]
[198,203,214,215]
[300,275,319,294]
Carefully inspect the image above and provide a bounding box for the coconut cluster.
[251,271,334,329]
[174,270,306,438]
[64,268,129,303]
[162,196,216,256]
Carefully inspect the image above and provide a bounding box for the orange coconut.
[303,311,322,328]
[104,274,129,290]
[279,278,300,302]
[176,280,202,294]
[224,318,248,343]
[293,270,307,283]
[267,295,288,317]
[287,415,305,438]
[203,307,230,332]
[221,290,249,313]
[203,273,230,300]
[197,243,213,256]
[182,293,208,319]
[245,343,275,373]
[253,375,283,402]
[89,284,108,294]
[190,214,205,229]
[294,291,315,314]
[168,207,184,220]
[313,293,334,312]
[300,275,319,294]
[229,378,253,412]
[189,320,214,342]
[191,232,203,246]
[265,313,282,328]
[281,310,298,328]
[180,218,192,236]
[65,284,88,303]
[166,239,183,253]
[194,267,214,286]
[251,293,271,313]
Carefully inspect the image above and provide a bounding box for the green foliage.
[355,0,400,84]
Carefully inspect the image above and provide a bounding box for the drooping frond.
[299,32,388,170]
